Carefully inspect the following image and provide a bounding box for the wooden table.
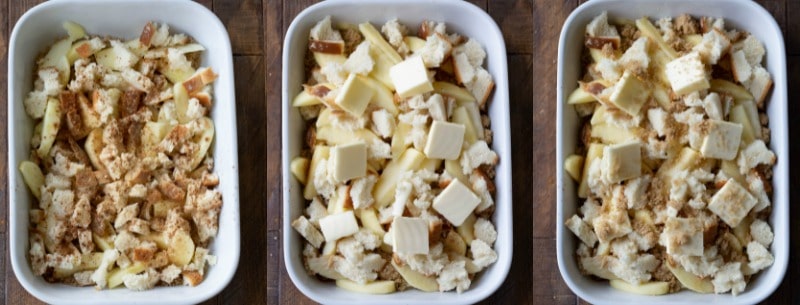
[0,0,797,304]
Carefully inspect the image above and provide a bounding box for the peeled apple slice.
[37,98,62,158]
[391,260,439,292]
[610,279,670,295]
[167,230,195,266]
[19,161,44,199]
[335,279,396,294]
[186,117,215,170]
[666,263,713,293]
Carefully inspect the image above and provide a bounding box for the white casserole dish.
[555,0,788,304]
[281,0,512,304]
[7,1,240,304]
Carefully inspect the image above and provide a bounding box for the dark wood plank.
[196,0,212,10]
[756,0,786,38]
[531,238,577,305]
[265,0,284,303]
[466,0,488,11]
[265,0,284,233]
[788,1,799,55]
[0,234,5,304]
[8,1,43,31]
[283,0,319,35]
[0,0,9,235]
[488,0,533,54]
[217,55,268,304]
[5,272,42,305]
[531,0,578,239]
[478,55,534,304]
[267,230,282,305]
[214,0,263,55]
[760,55,800,305]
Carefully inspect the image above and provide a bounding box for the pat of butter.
[663,217,703,256]
[331,142,367,182]
[335,74,375,117]
[665,52,709,95]
[319,210,359,242]
[603,141,641,182]
[392,217,429,255]
[390,56,433,98]
[609,70,649,116]
[708,179,756,227]
[433,179,480,226]
[424,121,465,160]
[700,120,743,160]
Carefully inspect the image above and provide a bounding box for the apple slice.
[336,279,396,294]
[304,146,331,200]
[37,98,62,158]
[578,143,605,198]
[567,86,597,104]
[564,154,585,181]
[456,213,477,244]
[167,230,195,266]
[666,262,713,293]
[434,81,476,104]
[358,22,402,64]
[186,117,215,171]
[391,260,439,292]
[108,262,146,289]
[290,157,310,185]
[610,279,670,295]
[19,161,44,200]
[373,148,425,207]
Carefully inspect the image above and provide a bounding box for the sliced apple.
[564,154,585,182]
[578,143,605,198]
[452,106,478,144]
[167,230,195,266]
[290,157,310,185]
[37,98,62,159]
[610,279,670,295]
[19,161,44,200]
[590,124,638,144]
[308,256,345,280]
[108,262,146,289]
[373,148,425,207]
[710,79,754,103]
[666,262,713,293]
[304,146,330,200]
[391,260,439,292]
[336,279,396,294]
[186,117,215,170]
[456,213,477,244]
[434,81,476,104]
[567,86,597,104]
[358,22,402,64]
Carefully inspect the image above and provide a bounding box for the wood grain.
[1,1,797,305]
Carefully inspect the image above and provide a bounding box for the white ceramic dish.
[281,0,512,304]
[7,1,240,304]
[555,0,788,304]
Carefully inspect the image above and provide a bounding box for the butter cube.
[609,70,650,116]
[603,142,641,182]
[335,74,375,117]
[708,180,757,227]
[331,142,367,182]
[700,120,743,160]
[424,121,465,160]
[390,56,433,98]
[433,179,480,226]
[319,210,359,242]
[666,52,709,95]
[392,217,429,255]
[663,217,703,256]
